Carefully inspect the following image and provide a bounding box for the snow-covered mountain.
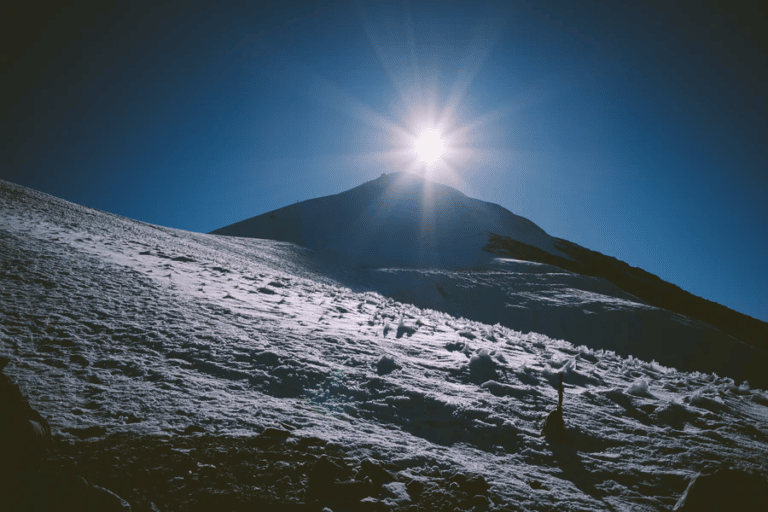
[2,179,768,511]
[212,172,568,268]
[213,172,768,389]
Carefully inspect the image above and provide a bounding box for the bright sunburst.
[295,4,508,186]
[414,128,445,165]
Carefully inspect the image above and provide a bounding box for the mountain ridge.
[484,233,768,354]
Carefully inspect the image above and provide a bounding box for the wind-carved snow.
[214,172,766,389]
[2,179,768,511]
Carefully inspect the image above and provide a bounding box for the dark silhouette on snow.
[1,357,135,511]
[0,356,51,469]
[541,372,567,442]
[673,466,768,511]
[1,355,52,508]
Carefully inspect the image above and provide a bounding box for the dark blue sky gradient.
[2,1,766,322]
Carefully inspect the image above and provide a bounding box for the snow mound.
[468,350,498,383]
[627,378,655,398]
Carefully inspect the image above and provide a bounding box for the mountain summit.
[212,172,566,268]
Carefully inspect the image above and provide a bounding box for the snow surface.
[2,179,768,511]
[213,172,763,387]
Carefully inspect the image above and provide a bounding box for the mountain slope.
[212,172,568,268]
[485,233,768,354]
[212,173,768,388]
[2,179,768,511]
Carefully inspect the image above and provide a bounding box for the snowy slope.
[330,259,767,389]
[212,173,767,388]
[212,172,568,268]
[2,179,768,511]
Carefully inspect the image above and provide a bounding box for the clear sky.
[2,1,766,322]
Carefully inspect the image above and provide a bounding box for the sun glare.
[414,128,445,165]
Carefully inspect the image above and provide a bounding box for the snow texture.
[213,172,766,389]
[2,179,768,511]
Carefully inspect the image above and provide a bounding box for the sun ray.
[437,17,506,129]
[281,2,524,201]
[362,11,422,116]
[301,71,408,137]
[405,4,425,111]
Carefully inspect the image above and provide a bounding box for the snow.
[216,173,765,388]
[212,172,571,267]
[2,178,768,510]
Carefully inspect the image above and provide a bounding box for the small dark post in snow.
[541,372,567,442]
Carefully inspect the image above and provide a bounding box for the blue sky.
[2,1,766,322]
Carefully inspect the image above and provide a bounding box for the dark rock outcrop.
[0,356,52,472]
[674,467,768,511]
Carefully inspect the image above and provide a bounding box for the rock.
[448,473,491,496]
[395,323,416,339]
[445,341,465,352]
[260,427,291,438]
[470,494,491,510]
[406,479,425,497]
[673,467,768,511]
[63,425,107,439]
[70,354,90,366]
[182,424,206,435]
[357,458,397,485]
[0,356,52,473]
[376,355,400,375]
[309,455,348,488]
[382,481,410,503]
[358,496,389,512]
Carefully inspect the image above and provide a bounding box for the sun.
[413,128,445,165]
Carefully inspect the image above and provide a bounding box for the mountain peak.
[212,173,563,268]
